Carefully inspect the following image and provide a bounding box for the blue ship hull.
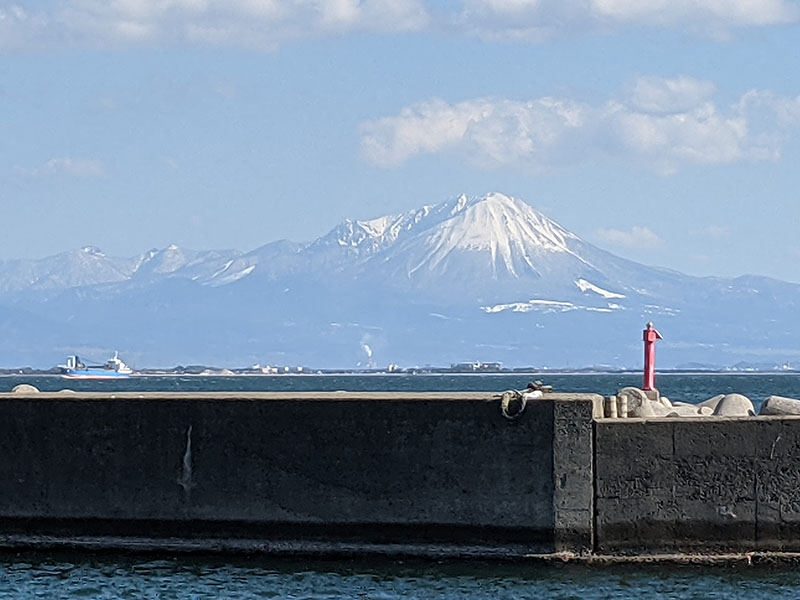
[61,369,131,380]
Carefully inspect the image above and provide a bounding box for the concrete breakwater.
[2,389,800,559]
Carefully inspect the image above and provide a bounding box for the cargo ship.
[59,352,133,379]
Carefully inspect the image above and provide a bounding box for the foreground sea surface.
[2,372,800,599]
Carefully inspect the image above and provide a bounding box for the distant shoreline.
[1,369,799,377]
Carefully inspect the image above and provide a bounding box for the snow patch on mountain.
[644,304,680,316]
[451,194,469,215]
[482,297,625,315]
[133,245,196,275]
[483,299,578,314]
[207,264,256,286]
[576,278,625,299]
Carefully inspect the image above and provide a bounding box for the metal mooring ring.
[500,390,527,420]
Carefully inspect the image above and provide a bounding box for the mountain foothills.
[1,193,798,369]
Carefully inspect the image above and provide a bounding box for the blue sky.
[1,1,800,282]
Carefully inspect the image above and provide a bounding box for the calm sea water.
[3,553,800,599]
[3,372,800,598]
[3,371,799,411]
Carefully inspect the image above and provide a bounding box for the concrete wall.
[0,391,600,556]
[14,389,800,558]
[595,416,800,553]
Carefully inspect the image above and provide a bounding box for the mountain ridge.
[1,192,799,368]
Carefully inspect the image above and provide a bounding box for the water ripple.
[3,555,800,599]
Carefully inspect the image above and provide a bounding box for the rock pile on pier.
[605,388,800,418]
[604,387,760,419]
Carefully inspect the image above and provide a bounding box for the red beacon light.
[643,322,662,391]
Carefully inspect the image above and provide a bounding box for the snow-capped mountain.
[361,193,618,300]
[309,195,472,259]
[311,192,585,272]
[1,192,799,369]
[131,245,257,287]
[393,192,585,278]
[0,246,136,293]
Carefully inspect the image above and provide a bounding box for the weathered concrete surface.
[0,391,600,557]
[553,398,595,552]
[595,416,800,553]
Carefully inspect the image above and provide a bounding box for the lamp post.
[643,322,662,391]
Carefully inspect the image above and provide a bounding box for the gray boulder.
[667,404,712,417]
[671,401,714,416]
[617,387,655,418]
[11,384,39,394]
[712,393,755,417]
[761,395,800,416]
[698,394,726,411]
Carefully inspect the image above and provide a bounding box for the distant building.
[450,361,502,372]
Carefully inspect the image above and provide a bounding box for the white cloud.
[611,100,752,173]
[629,76,716,114]
[0,0,796,50]
[590,0,798,28]
[14,157,106,178]
[360,96,589,169]
[360,76,800,173]
[457,0,799,40]
[0,0,430,50]
[595,226,664,249]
